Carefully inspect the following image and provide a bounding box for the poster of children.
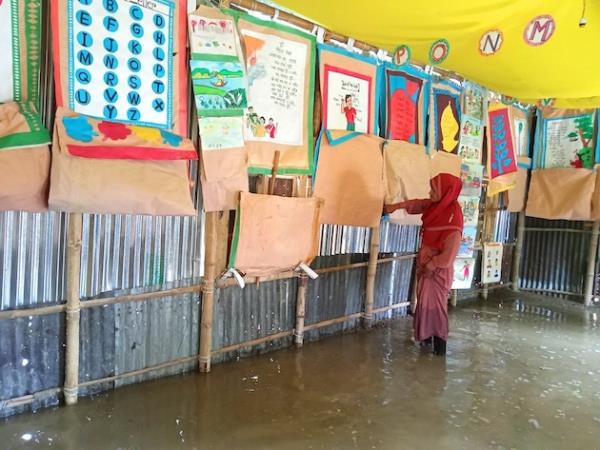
[482,242,503,283]
[240,29,307,146]
[459,196,480,227]
[324,66,371,133]
[458,115,483,163]
[452,258,476,289]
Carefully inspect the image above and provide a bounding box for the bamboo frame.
[294,275,308,347]
[199,211,218,372]
[64,213,83,406]
[363,226,380,328]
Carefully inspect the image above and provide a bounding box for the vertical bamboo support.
[64,213,83,406]
[511,211,526,291]
[199,211,218,372]
[451,289,458,307]
[363,226,380,328]
[584,221,600,307]
[294,275,308,347]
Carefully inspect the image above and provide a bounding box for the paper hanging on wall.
[198,116,244,150]
[188,15,238,56]
[429,83,461,153]
[191,60,247,117]
[459,195,479,227]
[460,162,483,197]
[513,116,529,157]
[383,140,430,205]
[452,258,475,290]
[482,242,503,284]
[488,106,518,179]
[542,113,596,169]
[52,0,189,134]
[458,115,483,163]
[458,226,477,258]
[383,65,430,144]
[462,82,484,121]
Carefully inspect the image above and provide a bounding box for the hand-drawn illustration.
[452,258,476,289]
[458,114,483,162]
[188,16,238,56]
[191,60,247,114]
[433,91,460,153]
[458,226,477,258]
[324,65,371,134]
[459,195,480,227]
[482,242,503,283]
[514,117,528,156]
[199,116,244,150]
[488,107,517,178]
[385,70,424,143]
[543,114,595,169]
[63,115,97,142]
[460,162,483,197]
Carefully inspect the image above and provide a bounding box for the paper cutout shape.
[392,45,411,66]
[524,15,556,46]
[452,258,475,289]
[482,242,503,284]
[229,193,322,277]
[429,38,450,64]
[479,30,503,56]
[429,83,461,153]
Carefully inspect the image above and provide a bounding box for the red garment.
[265,123,276,138]
[421,173,464,249]
[344,107,357,124]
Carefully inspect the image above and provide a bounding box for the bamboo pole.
[451,289,458,307]
[294,275,308,347]
[584,221,600,307]
[363,226,380,328]
[212,330,293,355]
[199,211,218,372]
[511,211,526,291]
[64,213,83,406]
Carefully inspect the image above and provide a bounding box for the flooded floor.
[2,292,600,449]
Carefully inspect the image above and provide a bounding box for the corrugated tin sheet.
[373,258,414,321]
[520,218,591,295]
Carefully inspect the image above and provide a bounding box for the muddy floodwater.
[2,292,600,449]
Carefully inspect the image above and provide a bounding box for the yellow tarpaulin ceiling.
[274,0,600,108]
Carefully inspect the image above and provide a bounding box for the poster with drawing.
[513,117,529,156]
[452,258,476,289]
[240,29,307,146]
[488,107,518,179]
[543,114,595,169]
[482,242,503,283]
[198,117,244,150]
[323,65,372,133]
[460,162,483,197]
[188,15,238,57]
[458,226,477,258]
[434,92,461,153]
[459,196,480,227]
[462,82,484,121]
[458,115,483,163]
[191,60,247,116]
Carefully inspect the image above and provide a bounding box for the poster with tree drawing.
[543,114,595,169]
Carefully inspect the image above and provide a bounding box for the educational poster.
[452,258,476,290]
[482,242,503,284]
[62,0,178,129]
[458,115,483,162]
[459,196,480,227]
[458,226,477,258]
[462,82,484,120]
[488,107,518,179]
[513,116,529,156]
[432,90,461,153]
[323,65,371,134]
[543,114,595,169]
[460,162,483,197]
[240,28,307,145]
[198,117,244,150]
[191,60,247,116]
[384,67,429,144]
[188,15,238,56]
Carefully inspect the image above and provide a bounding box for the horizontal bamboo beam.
[524,227,592,234]
[211,330,294,355]
[518,287,585,298]
[303,312,364,332]
[371,302,411,315]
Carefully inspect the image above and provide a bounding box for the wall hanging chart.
[236,13,316,175]
[452,258,475,290]
[428,80,462,154]
[534,108,597,169]
[50,0,197,216]
[482,242,503,284]
[486,102,518,195]
[458,82,485,163]
[318,43,380,138]
[189,5,249,212]
[460,161,483,198]
[381,64,430,144]
[458,226,477,258]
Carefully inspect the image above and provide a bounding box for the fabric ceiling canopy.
[273,0,600,107]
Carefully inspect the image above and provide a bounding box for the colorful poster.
[198,116,244,150]
[458,226,477,258]
[433,90,461,153]
[514,116,529,156]
[240,29,307,145]
[543,114,595,169]
[482,242,503,283]
[488,107,518,178]
[462,82,484,120]
[64,0,177,129]
[323,65,372,134]
[460,162,483,197]
[452,258,476,290]
[458,115,483,162]
[459,196,480,227]
[188,15,238,56]
[191,60,247,116]
[385,68,427,143]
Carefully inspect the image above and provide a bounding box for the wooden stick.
[363,226,380,328]
[268,150,281,195]
[212,330,293,354]
[199,211,218,372]
[64,213,83,406]
[294,275,308,347]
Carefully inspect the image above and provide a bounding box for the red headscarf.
[421,173,464,249]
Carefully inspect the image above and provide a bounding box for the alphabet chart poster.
[52,0,189,134]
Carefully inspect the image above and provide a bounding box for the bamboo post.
[451,289,458,307]
[511,211,526,291]
[294,275,308,347]
[363,226,380,328]
[584,221,600,307]
[64,213,83,406]
[268,150,281,195]
[199,211,218,372]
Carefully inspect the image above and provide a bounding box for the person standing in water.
[384,173,464,356]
